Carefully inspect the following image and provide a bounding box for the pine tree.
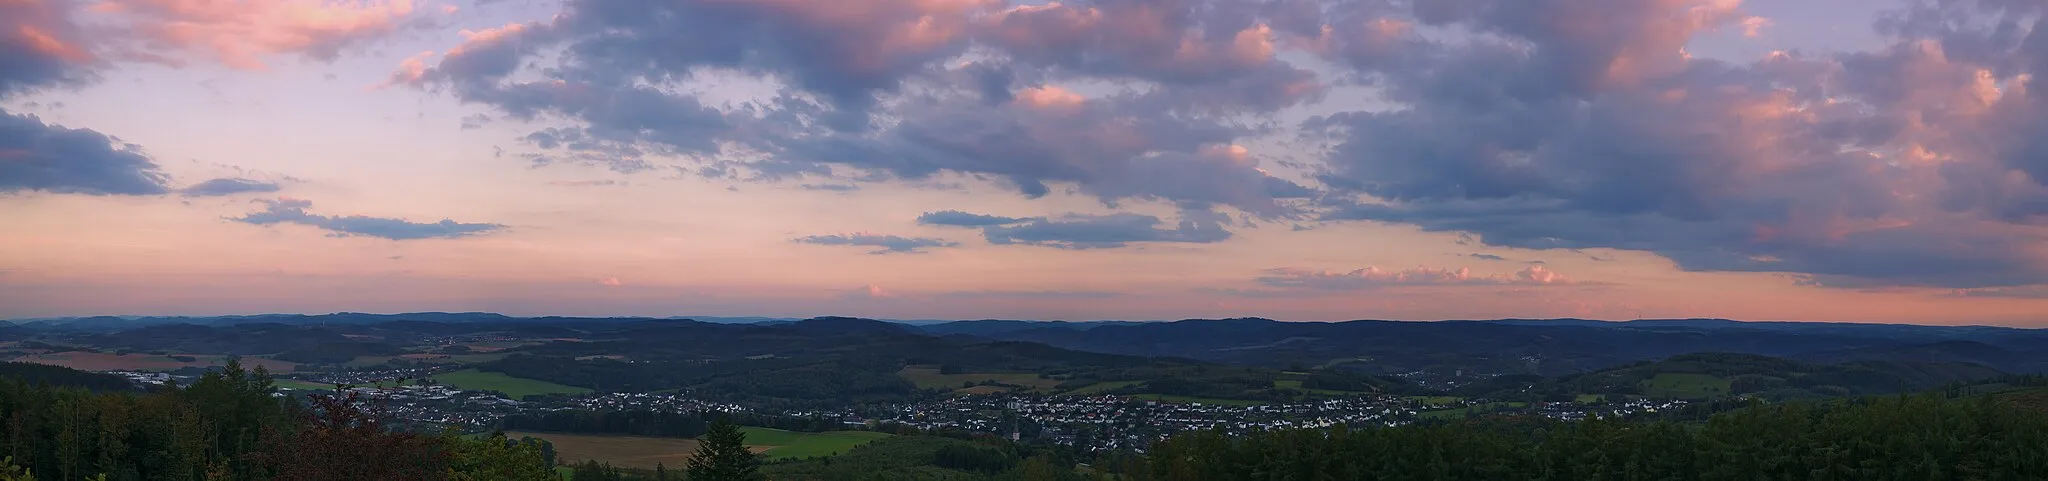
[686,418,762,481]
[655,463,669,481]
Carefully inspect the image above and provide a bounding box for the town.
[104,368,1688,452]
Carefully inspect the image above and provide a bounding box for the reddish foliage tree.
[248,390,450,481]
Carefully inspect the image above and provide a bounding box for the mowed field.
[1273,379,1373,396]
[738,427,891,460]
[430,369,591,399]
[504,428,889,468]
[505,432,700,470]
[1061,380,1140,395]
[272,379,336,390]
[12,352,297,372]
[896,366,1064,392]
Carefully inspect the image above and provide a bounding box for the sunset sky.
[4,0,2048,324]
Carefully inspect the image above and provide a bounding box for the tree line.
[0,361,766,481]
[1099,394,2048,480]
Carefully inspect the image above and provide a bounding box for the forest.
[1111,394,2048,480]
[0,360,562,481]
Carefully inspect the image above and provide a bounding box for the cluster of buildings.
[341,383,526,427]
[98,367,1687,451]
[1532,398,1688,421]
[549,391,746,415]
[104,370,175,386]
[859,394,1418,451]
[856,392,1690,451]
[289,366,453,386]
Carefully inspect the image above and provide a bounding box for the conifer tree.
[686,418,762,481]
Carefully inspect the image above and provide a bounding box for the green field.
[1404,395,1464,406]
[896,366,1064,392]
[1641,373,1732,399]
[1419,402,1528,420]
[737,427,891,460]
[449,352,512,363]
[430,369,591,399]
[272,379,337,390]
[1274,379,1371,396]
[1132,394,1264,406]
[1062,380,1140,395]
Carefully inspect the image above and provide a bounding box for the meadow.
[737,427,891,460]
[1060,380,1141,395]
[429,369,592,399]
[1419,401,1530,420]
[1274,379,1373,396]
[271,379,336,390]
[13,352,297,372]
[504,431,701,470]
[896,366,1065,392]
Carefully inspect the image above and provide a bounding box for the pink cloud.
[13,23,93,63]
[702,0,997,79]
[844,284,894,299]
[1,0,97,83]
[982,2,1294,81]
[381,50,433,87]
[1012,85,1085,110]
[1256,265,1584,290]
[87,0,420,70]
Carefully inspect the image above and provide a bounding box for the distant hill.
[783,317,915,335]
[1797,341,2048,373]
[943,317,2048,376]
[19,312,2048,407]
[0,362,137,391]
[914,320,1136,336]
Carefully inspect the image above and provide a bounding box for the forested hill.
[0,361,136,391]
[933,317,2048,376]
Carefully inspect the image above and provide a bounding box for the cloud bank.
[370,0,2048,290]
[1257,265,1581,291]
[794,233,959,254]
[0,111,169,195]
[918,209,1233,249]
[179,178,281,197]
[1,0,421,196]
[231,198,505,240]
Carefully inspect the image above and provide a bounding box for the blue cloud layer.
[231,199,504,240]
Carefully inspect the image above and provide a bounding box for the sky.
[3,0,2048,325]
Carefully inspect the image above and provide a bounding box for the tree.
[248,390,449,481]
[569,460,622,481]
[686,418,762,481]
[0,457,34,481]
[446,433,557,481]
